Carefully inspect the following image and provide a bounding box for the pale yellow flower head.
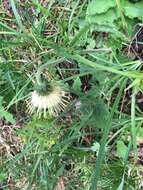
[28,84,69,118]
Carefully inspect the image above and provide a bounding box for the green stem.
[72,54,143,79]
[35,58,65,85]
[46,43,143,80]
[131,87,138,161]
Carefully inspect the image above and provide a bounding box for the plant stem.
[46,43,143,80]
[72,54,143,79]
[131,87,138,161]
[35,58,65,85]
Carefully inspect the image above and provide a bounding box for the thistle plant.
[28,59,70,118]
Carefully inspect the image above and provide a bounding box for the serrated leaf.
[87,0,116,15]
[92,24,124,38]
[87,8,120,26]
[124,1,143,20]
[117,141,128,160]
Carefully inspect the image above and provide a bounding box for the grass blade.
[9,0,25,31]
[90,79,127,190]
[131,87,138,161]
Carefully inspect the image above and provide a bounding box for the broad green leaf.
[87,0,116,15]
[92,24,124,38]
[124,1,143,20]
[117,141,128,160]
[0,110,16,124]
[87,8,120,25]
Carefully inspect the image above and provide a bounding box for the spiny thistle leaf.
[87,0,116,15]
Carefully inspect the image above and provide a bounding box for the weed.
[1,0,143,190]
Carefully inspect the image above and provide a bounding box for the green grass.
[0,0,143,190]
